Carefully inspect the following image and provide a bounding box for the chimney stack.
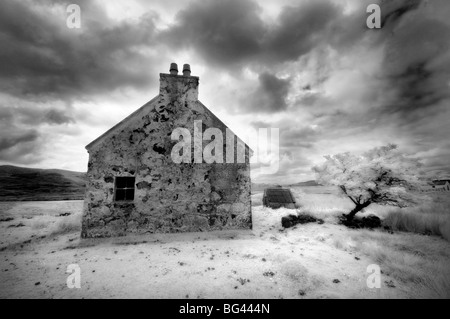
[160,63,198,102]
[169,63,178,75]
[183,64,191,76]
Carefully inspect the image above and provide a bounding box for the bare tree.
[313,144,427,221]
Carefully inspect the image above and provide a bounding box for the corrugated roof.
[264,188,295,203]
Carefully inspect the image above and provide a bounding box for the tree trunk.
[346,202,371,221]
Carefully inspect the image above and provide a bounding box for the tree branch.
[339,185,358,205]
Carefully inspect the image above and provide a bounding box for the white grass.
[49,213,81,235]
[349,230,450,298]
[288,186,450,298]
[29,215,56,230]
[2,189,449,298]
[384,195,450,241]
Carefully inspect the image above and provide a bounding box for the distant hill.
[288,180,322,187]
[252,180,321,193]
[0,165,86,201]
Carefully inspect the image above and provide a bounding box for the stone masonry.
[81,64,252,237]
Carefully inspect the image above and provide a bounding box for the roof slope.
[85,97,251,152]
[85,96,159,150]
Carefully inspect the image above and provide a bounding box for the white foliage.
[313,144,427,212]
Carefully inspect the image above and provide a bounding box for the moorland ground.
[0,186,449,298]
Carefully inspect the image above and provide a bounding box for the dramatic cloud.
[44,109,75,125]
[262,0,340,62]
[381,15,450,120]
[0,0,159,100]
[0,0,449,183]
[0,130,39,153]
[246,73,291,113]
[0,123,40,164]
[161,0,265,68]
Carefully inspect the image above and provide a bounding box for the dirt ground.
[0,197,448,299]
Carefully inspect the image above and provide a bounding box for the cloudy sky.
[0,0,449,183]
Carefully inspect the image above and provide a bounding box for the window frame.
[113,176,136,202]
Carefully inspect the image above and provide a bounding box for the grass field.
[0,186,449,298]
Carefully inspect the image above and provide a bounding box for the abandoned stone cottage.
[81,64,252,238]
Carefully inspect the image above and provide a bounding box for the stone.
[211,192,221,202]
[281,214,320,228]
[82,68,252,237]
[281,215,298,228]
[339,214,382,229]
[362,215,382,228]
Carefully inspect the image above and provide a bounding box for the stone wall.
[81,73,252,237]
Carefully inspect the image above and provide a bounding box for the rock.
[333,279,340,284]
[211,192,221,202]
[263,271,275,277]
[362,215,382,228]
[339,214,382,229]
[281,214,320,228]
[58,213,71,217]
[281,215,298,228]
[385,280,396,288]
[297,214,318,224]
[315,234,326,242]
[7,223,25,228]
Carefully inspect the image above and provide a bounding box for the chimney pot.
[183,64,191,76]
[169,63,178,75]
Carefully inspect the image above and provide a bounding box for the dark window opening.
[115,176,135,201]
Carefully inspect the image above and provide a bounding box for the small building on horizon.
[422,180,450,192]
[432,180,450,191]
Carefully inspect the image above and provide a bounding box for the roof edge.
[197,101,254,154]
[85,95,159,151]
[85,97,253,154]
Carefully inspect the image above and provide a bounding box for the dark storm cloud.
[263,1,340,62]
[161,0,265,68]
[246,72,291,113]
[0,126,41,164]
[44,109,75,125]
[378,0,450,121]
[0,0,158,100]
[0,102,76,164]
[0,0,159,165]
[0,130,38,153]
[380,0,421,28]
[161,0,349,68]
[288,0,450,143]
[0,103,75,126]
